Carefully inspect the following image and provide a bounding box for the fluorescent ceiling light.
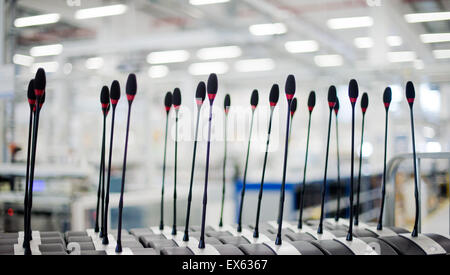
[249,23,287,36]
[426,142,441,152]
[285,40,319,53]
[433,49,450,59]
[188,61,228,75]
[420,33,450,43]
[148,65,169,78]
[13,54,34,67]
[30,44,63,57]
[405,11,450,23]
[386,36,403,47]
[387,51,416,63]
[414,59,424,70]
[31,61,59,73]
[327,16,373,29]
[75,4,127,20]
[190,0,229,5]
[235,58,275,72]
[85,57,104,70]
[147,50,190,64]
[354,37,373,48]
[314,54,343,67]
[14,13,60,28]
[197,46,242,60]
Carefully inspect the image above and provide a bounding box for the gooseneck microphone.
[160,92,173,231]
[183,82,206,241]
[377,87,391,231]
[116,74,137,252]
[406,81,419,237]
[334,98,341,222]
[199,73,218,249]
[298,91,315,229]
[219,94,230,228]
[23,80,35,248]
[102,80,121,245]
[96,86,110,235]
[275,75,296,245]
[346,79,359,241]
[355,92,369,226]
[172,88,182,236]
[318,86,337,235]
[254,84,279,238]
[237,89,259,233]
[288,97,297,140]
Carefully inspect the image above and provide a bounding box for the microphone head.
[39,92,46,108]
[383,87,392,110]
[173,88,182,110]
[285,74,296,100]
[250,89,259,109]
[334,97,340,115]
[406,81,415,106]
[328,85,337,108]
[269,84,279,107]
[126,73,137,102]
[164,92,172,113]
[27,80,36,106]
[349,79,359,104]
[100,86,110,112]
[224,94,231,115]
[196,81,206,106]
[307,91,316,112]
[361,92,369,113]
[34,68,46,96]
[207,73,218,102]
[110,80,121,105]
[290,97,297,117]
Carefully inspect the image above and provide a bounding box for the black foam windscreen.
[383,87,392,104]
[110,80,121,101]
[27,80,36,101]
[173,88,182,106]
[164,92,173,109]
[361,92,369,110]
[196,82,206,102]
[328,85,337,104]
[290,98,297,115]
[207,73,218,95]
[349,79,359,100]
[285,75,296,96]
[34,68,46,91]
[250,89,259,107]
[224,94,231,109]
[126,74,137,95]
[269,84,279,105]
[334,97,340,113]
[307,91,316,109]
[100,86,110,104]
[406,81,415,102]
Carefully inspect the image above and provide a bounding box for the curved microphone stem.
[183,106,201,241]
[377,109,389,230]
[334,116,341,222]
[347,104,356,241]
[160,113,169,231]
[237,110,255,233]
[23,107,33,248]
[318,108,333,235]
[172,111,179,236]
[355,113,366,226]
[95,114,107,233]
[219,114,228,228]
[102,105,117,245]
[99,114,107,237]
[298,112,311,229]
[410,108,420,237]
[116,102,133,252]
[254,108,274,238]
[275,100,292,245]
[199,103,213,249]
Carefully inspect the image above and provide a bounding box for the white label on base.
[92,234,116,251]
[267,221,292,230]
[150,226,172,235]
[162,230,184,240]
[399,233,446,255]
[14,242,41,255]
[105,247,134,255]
[173,235,198,247]
[240,228,271,244]
[335,237,378,255]
[187,244,220,255]
[263,241,302,255]
[18,231,40,239]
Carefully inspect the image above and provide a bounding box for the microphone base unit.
[262,241,302,255]
[398,233,447,255]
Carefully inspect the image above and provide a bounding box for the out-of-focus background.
[0,0,448,235]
